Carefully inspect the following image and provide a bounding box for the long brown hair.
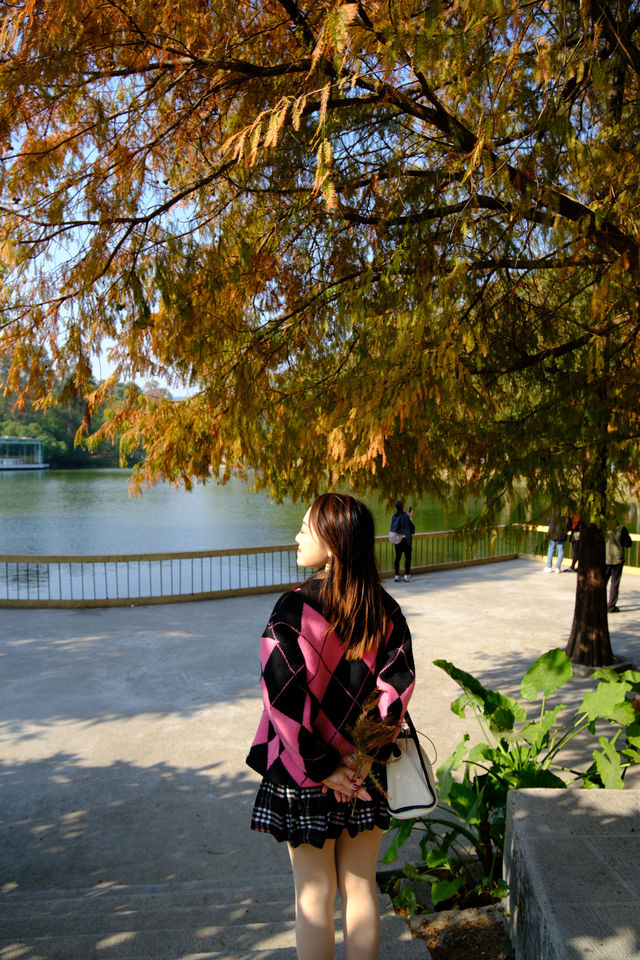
[308,493,387,660]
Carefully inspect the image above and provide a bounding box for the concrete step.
[0,879,296,947]
[0,882,428,960]
[0,914,425,960]
[0,877,295,922]
[0,902,295,939]
[0,944,424,960]
[0,937,299,960]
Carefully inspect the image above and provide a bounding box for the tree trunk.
[565,523,615,667]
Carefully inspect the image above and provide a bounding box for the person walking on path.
[247,493,415,960]
[605,523,634,612]
[566,515,581,572]
[390,500,415,582]
[543,513,569,573]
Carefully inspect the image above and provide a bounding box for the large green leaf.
[382,820,414,863]
[438,734,470,777]
[518,705,567,750]
[436,765,456,802]
[432,876,467,907]
[593,737,624,789]
[580,682,636,725]
[435,660,489,709]
[434,659,526,732]
[485,691,526,732]
[521,649,573,701]
[467,742,497,764]
[622,745,640,767]
[625,722,640,749]
[620,670,640,684]
[426,849,451,869]
[442,778,482,821]
[496,763,566,790]
[593,668,640,687]
[450,693,474,720]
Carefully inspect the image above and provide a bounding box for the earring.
[325,552,332,573]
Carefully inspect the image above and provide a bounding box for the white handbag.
[386,714,438,819]
[388,531,404,544]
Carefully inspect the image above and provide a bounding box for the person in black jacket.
[605,523,634,612]
[390,500,415,582]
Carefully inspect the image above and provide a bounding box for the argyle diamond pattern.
[247,581,415,787]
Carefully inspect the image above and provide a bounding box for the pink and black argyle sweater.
[246,579,415,787]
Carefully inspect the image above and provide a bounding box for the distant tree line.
[0,367,167,468]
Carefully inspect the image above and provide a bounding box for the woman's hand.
[321,755,373,803]
[342,753,373,781]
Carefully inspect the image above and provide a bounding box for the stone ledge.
[503,789,640,960]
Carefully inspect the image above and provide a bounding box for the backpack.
[389,512,404,544]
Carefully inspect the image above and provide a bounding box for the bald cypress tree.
[2,1,640,664]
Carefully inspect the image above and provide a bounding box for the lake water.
[0,469,466,556]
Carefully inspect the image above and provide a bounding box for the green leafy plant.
[383,649,640,913]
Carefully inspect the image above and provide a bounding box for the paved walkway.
[1,556,639,957]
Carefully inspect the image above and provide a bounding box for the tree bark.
[565,523,615,667]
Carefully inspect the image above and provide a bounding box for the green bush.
[383,649,640,913]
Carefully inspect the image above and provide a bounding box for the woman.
[247,493,415,960]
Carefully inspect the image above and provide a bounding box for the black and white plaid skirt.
[251,776,390,848]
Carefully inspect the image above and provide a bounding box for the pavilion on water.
[0,436,49,470]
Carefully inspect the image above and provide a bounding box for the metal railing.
[3,525,636,609]
[0,526,528,608]
[0,545,304,607]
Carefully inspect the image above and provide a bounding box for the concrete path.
[1,556,639,958]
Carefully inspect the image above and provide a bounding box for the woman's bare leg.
[335,827,383,960]
[288,839,338,960]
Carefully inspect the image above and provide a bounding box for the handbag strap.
[404,710,418,739]
[403,710,422,745]
[403,710,437,764]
